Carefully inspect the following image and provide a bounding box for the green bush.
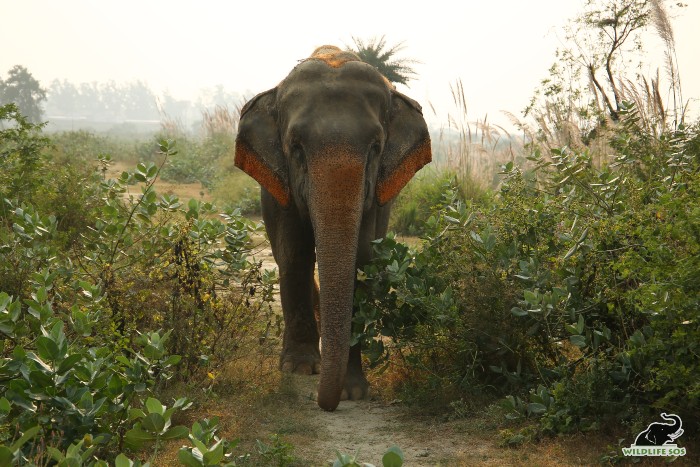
[357,104,700,437]
[0,105,278,463]
[149,128,235,190]
[211,172,262,217]
[355,188,534,406]
[389,169,486,236]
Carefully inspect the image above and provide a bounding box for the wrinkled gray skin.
[234,47,431,411]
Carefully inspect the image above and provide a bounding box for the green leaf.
[57,354,83,374]
[35,286,48,303]
[125,426,156,449]
[0,292,9,311]
[36,336,60,361]
[146,163,158,179]
[161,425,189,440]
[141,413,166,433]
[145,397,165,415]
[0,446,13,466]
[528,402,547,415]
[114,453,134,467]
[172,397,192,410]
[0,397,9,416]
[178,448,204,467]
[202,439,225,464]
[0,322,15,337]
[190,437,208,454]
[188,198,199,212]
[563,244,578,260]
[129,408,147,420]
[569,335,587,348]
[576,227,589,243]
[163,355,182,367]
[382,446,404,467]
[510,307,528,317]
[11,425,40,451]
[191,421,204,440]
[46,446,66,461]
[523,290,538,305]
[575,314,585,334]
[29,370,54,389]
[59,456,81,467]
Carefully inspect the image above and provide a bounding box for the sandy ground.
[287,375,444,466]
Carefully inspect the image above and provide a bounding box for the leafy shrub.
[151,125,236,190]
[389,169,485,236]
[357,103,700,438]
[0,105,278,463]
[211,174,262,218]
[355,188,533,406]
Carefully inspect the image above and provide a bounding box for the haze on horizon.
[2,0,699,129]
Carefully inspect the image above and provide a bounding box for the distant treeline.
[45,79,244,130]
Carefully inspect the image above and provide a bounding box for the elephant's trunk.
[307,151,365,411]
[661,413,681,429]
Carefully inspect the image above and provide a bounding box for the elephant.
[234,45,431,411]
[634,413,684,446]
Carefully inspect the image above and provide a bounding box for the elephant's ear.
[376,90,432,206]
[234,88,290,207]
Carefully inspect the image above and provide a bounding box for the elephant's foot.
[280,344,321,375]
[340,369,369,401]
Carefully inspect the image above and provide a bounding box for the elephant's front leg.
[262,190,320,374]
[341,342,369,400]
[278,259,321,374]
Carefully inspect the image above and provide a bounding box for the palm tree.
[349,36,419,86]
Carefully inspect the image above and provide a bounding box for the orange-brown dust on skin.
[308,148,365,220]
[377,139,432,205]
[234,141,290,207]
[307,45,361,69]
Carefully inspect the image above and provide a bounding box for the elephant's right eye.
[291,144,305,159]
[290,144,307,170]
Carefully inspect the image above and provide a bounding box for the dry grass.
[431,79,524,192]
[201,105,241,138]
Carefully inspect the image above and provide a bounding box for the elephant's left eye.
[291,144,304,159]
[369,142,381,157]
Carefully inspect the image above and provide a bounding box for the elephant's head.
[234,46,431,411]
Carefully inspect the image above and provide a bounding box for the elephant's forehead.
[277,81,388,139]
[282,58,392,92]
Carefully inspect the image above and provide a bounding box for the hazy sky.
[2,0,699,128]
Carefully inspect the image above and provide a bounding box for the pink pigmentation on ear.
[235,141,290,207]
[376,139,432,206]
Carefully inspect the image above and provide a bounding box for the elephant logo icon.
[634,412,684,446]
[623,413,686,457]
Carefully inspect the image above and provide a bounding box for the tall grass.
[434,79,524,192]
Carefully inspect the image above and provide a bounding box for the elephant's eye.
[369,142,381,157]
[290,143,304,159]
[290,143,307,172]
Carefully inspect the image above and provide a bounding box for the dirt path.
[248,245,471,465]
[266,373,617,466]
[243,244,634,466]
[286,374,441,466]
